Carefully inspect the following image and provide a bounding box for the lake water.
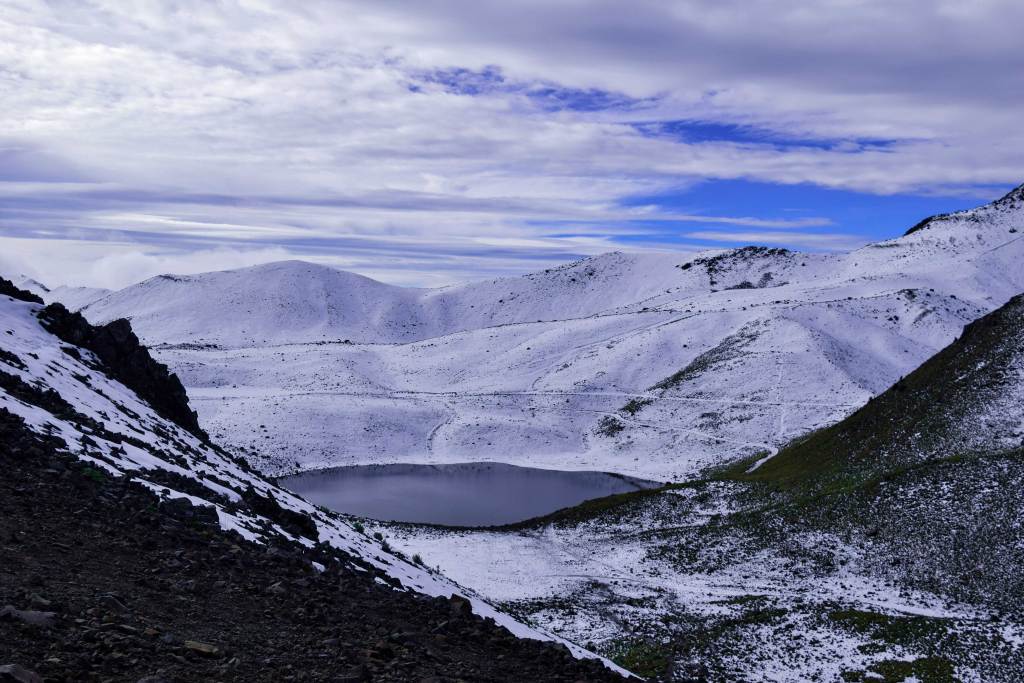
[279,462,660,527]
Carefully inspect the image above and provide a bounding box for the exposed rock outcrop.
[0,277,43,305]
[35,302,206,439]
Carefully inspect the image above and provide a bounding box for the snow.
[70,191,1024,480]
[381,483,1015,681]
[0,293,630,677]
[7,186,1024,680]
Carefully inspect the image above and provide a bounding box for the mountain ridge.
[46,185,1024,479]
[904,182,1024,235]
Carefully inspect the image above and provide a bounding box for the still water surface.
[280,462,660,526]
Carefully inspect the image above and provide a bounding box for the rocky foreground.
[0,408,622,682]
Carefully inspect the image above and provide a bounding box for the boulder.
[0,664,43,683]
[0,606,57,628]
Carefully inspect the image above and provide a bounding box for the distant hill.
[68,184,1024,478]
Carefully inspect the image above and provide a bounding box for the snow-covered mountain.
[387,290,1024,682]
[75,184,1024,479]
[0,278,624,673]
[13,273,112,310]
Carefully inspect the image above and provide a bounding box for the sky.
[1,0,1023,290]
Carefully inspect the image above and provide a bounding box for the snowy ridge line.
[0,290,631,677]
[40,184,1024,480]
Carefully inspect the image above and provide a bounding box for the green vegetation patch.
[81,466,108,484]
[841,656,955,683]
[621,397,652,416]
[604,638,672,679]
[828,609,950,645]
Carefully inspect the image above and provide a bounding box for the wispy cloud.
[1,1,1021,288]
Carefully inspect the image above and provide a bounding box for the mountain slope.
[744,293,1024,489]
[70,184,1024,479]
[386,295,1024,681]
[79,261,429,346]
[727,292,1024,612]
[0,277,625,678]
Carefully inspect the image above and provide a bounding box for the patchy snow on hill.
[379,290,1024,681]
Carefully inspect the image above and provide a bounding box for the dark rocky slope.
[0,410,620,682]
[38,303,205,439]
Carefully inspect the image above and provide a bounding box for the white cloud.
[1,1,1021,287]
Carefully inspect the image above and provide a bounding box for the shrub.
[621,398,651,416]
[597,415,625,437]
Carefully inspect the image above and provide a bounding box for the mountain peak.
[904,181,1024,236]
[991,181,1024,209]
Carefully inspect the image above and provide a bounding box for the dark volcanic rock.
[0,663,43,683]
[0,277,43,305]
[241,485,319,541]
[0,607,57,629]
[36,303,206,439]
[0,409,622,682]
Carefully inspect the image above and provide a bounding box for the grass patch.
[496,484,681,530]
[711,594,768,607]
[604,638,671,679]
[841,656,956,683]
[81,466,107,484]
[828,609,950,646]
[596,415,625,437]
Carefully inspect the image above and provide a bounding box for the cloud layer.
[2,1,1022,288]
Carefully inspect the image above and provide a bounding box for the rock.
[242,486,319,540]
[27,594,51,609]
[37,303,205,438]
[448,594,473,617]
[97,594,128,612]
[0,277,43,304]
[0,606,57,628]
[0,664,43,683]
[183,640,221,657]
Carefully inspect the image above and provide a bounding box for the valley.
[7,4,1024,680]
[7,183,1024,680]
